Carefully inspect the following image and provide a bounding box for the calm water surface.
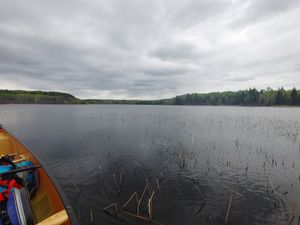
[0,105,300,225]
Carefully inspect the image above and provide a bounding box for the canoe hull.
[0,126,78,225]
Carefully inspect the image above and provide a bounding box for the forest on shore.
[173,87,300,106]
[0,87,299,106]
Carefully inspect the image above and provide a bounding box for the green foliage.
[174,87,299,106]
[291,87,297,105]
[0,88,299,106]
[0,89,77,104]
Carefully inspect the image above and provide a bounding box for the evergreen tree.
[291,87,297,105]
[275,87,284,105]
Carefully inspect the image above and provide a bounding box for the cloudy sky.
[0,0,300,99]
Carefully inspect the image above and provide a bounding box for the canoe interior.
[0,128,71,225]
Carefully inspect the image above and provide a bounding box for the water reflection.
[0,105,300,225]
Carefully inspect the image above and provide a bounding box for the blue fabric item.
[0,161,33,174]
[0,161,34,192]
[0,191,20,225]
[0,161,34,225]
[7,192,20,225]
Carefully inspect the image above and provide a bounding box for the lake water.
[0,105,300,225]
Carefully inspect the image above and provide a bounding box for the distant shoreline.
[1,103,300,108]
[1,88,299,106]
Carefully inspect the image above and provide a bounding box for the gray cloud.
[227,76,255,82]
[0,0,299,99]
[165,0,230,28]
[231,0,300,28]
[149,41,206,61]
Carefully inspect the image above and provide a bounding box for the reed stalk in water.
[77,209,80,220]
[287,215,295,225]
[72,182,80,193]
[122,210,163,225]
[98,163,102,175]
[137,184,148,215]
[287,201,296,225]
[133,161,142,167]
[221,184,243,197]
[266,175,278,195]
[156,178,160,191]
[103,202,118,216]
[90,210,93,225]
[148,191,155,220]
[225,193,234,224]
[122,192,138,209]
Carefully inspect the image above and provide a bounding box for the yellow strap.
[12,154,28,163]
[36,210,68,225]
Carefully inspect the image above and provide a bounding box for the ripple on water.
[1,105,300,225]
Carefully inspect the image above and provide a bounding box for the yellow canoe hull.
[0,126,77,225]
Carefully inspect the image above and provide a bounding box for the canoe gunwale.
[34,147,80,225]
[37,155,79,225]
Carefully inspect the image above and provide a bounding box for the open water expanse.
[0,104,300,225]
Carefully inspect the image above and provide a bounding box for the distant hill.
[0,88,299,106]
[0,90,78,104]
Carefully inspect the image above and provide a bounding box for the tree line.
[1,87,299,106]
[174,87,300,106]
[0,90,77,104]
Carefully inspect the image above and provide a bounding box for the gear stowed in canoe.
[0,125,78,225]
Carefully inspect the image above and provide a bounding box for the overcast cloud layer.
[1,0,300,99]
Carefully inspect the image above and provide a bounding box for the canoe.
[0,125,78,225]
